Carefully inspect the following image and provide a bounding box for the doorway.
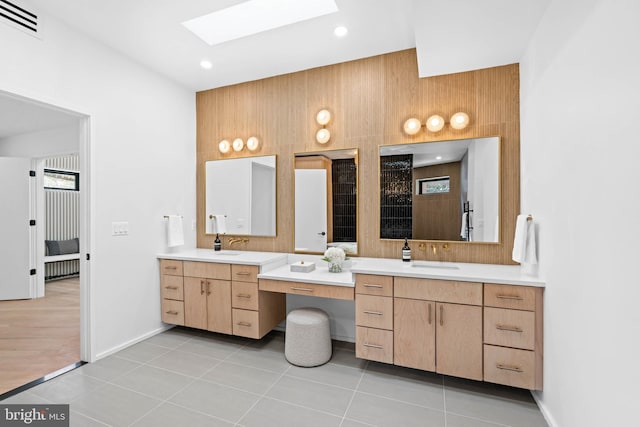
[0,90,91,395]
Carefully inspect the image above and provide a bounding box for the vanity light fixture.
[403,117,422,135]
[450,112,470,130]
[232,138,244,152]
[315,108,332,144]
[218,139,231,153]
[426,114,445,132]
[402,112,469,135]
[246,136,260,151]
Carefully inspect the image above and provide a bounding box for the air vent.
[0,0,39,37]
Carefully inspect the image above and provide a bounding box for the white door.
[0,157,34,300]
[294,169,327,252]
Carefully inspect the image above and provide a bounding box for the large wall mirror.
[380,137,500,243]
[294,149,358,255]
[205,155,276,236]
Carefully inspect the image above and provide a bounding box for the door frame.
[0,89,93,362]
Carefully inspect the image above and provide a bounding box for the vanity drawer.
[356,326,393,364]
[355,274,393,297]
[394,277,482,305]
[259,279,354,300]
[160,259,183,276]
[232,309,260,339]
[161,299,184,326]
[184,261,231,280]
[232,282,259,310]
[484,284,537,311]
[484,307,535,350]
[161,275,184,300]
[232,264,259,283]
[356,295,393,330]
[484,345,536,389]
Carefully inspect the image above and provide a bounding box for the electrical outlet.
[112,221,129,236]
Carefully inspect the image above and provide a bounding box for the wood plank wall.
[196,49,519,264]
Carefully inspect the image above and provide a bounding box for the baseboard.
[95,325,174,361]
[531,390,557,427]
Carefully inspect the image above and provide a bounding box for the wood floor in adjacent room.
[0,277,80,395]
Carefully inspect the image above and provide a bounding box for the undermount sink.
[410,261,460,270]
[213,251,241,256]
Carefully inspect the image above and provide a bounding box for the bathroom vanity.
[158,250,544,390]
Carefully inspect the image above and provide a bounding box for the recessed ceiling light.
[435,156,443,160]
[183,0,339,46]
[200,60,213,70]
[334,26,348,37]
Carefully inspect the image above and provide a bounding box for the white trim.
[94,325,174,361]
[531,391,557,427]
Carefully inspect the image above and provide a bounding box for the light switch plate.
[112,221,129,236]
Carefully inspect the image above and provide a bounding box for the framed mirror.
[379,137,500,243]
[205,155,276,236]
[294,149,358,255]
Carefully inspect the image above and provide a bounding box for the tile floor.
[1,327,548,427]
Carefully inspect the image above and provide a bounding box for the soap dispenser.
[402,238,411,262]
[214,234,221,251]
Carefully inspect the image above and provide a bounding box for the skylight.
[182,0,339,46]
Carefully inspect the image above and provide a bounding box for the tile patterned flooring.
[1,327,548,427]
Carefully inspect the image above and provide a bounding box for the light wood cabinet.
[184,277,232,334]
[160,260,184,326]
[160,260,285,340]
[483,283,543,390]
[436,302,483,381]
[355,275,393,363]
[394,298,435,371]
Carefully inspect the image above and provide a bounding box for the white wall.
[520,0,640,425]
[0,124,80,158]
[0,10,196,360]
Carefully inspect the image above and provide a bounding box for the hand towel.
[512,214,537,264]
[460,212,468,240]
[213,215,227,234]
[166,215,184,247]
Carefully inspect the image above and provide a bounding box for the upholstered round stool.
[285,308,332,367]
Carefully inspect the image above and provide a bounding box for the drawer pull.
[165,310,179,315]
[164,266,177,270]
[291,287,314,292]
[363,310,383,316]
[496,325,523,333]
[206,281,211,296]
[237,293,252,299]
[428,304,432,325]
[237,321,252,327]
[200,280,205,295]
[235,272,251,276]
[363,343,384,350]
[496,295,523,301]
[496,364,523,373]
[165,286,179,290]
[363,284,383,289]
[439,305,444,326]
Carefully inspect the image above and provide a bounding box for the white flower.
[323,247,346,263]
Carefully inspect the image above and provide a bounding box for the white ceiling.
[25,0,551,92]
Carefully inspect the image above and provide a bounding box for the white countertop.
[257,261,355,287]
[157,249,287,267]
[157,250,544,287]
[351,258,544,287]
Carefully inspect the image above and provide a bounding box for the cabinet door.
[436,303,482,381]
[184,277,207,329]
[206,279,232,334]
[394,298,435,371]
